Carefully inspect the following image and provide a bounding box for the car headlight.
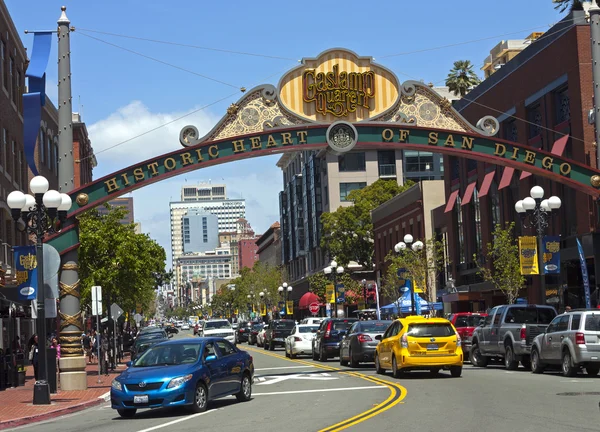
[111,380,122,391]
[167,374,193,389]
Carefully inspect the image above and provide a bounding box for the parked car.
[339,320,392,367]
[448,312,488,356]
[236,321,254,344]
[199,320,236,344]
[131,333,168,362]
[264,320,296,351]
[181,323,190,330]
[470,304,556,370]
[111,338,253,418]
[312,318,358,361]
[248,323,264,345]
[375,316,463,377]
[530,309,600,376]
[256,324,268,347]
[164,326,179,335]
[284,324,319,358]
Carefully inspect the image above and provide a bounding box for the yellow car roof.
[397,316,452,325]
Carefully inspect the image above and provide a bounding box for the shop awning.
[299,292,321,309]
[0,286,31,305]
[498,167,514,190]
[444,190,460,213]
[461,182,477,206]
[478,171,495,197]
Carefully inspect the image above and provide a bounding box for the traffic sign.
[110,303,124,320]
[134,313,143,323]
[91,286,102,316]
[309,302,320,315]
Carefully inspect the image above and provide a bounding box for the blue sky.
[7,0,566,266]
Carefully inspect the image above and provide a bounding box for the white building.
[181,183,227,202]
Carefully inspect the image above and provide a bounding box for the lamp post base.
[33,381,51,405]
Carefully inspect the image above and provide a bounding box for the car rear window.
[504,307,555,324]
[333,320,355,331]
[407,323,455,337]
[454,315,483,327]
[252,323,264,330]
[584,314,600,331]
[299,326,319,333]
[359,321,392,332]
[274,321,295,329]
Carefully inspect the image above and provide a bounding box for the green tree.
[552,0,583,13]
[445,60,481,97]
[308,272,362,303]
[474,222,524,305]
[321,179,413,268]
[78,205,167,315]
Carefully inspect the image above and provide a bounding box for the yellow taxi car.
[374,316,463,377]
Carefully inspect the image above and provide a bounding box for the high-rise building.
[181,183,226,201]
[96,197,134,224]
[182,209,219,253]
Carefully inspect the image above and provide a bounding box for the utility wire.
[77,27,297,61]
[77,31,242,90]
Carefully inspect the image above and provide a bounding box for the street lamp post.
[394,234,424,316]
[323,261,344,318]
[7,176,71,405]
[259,291,265,321]
[515,186,562,304]
[278,282,293,317]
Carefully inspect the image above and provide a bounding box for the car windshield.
[134,343,200,367]
[299,326,319,333]
[407,323,455,337]
[454,315,484,327]
[204,321,231,330]
[359,321,392,332]
[274,321,295,329]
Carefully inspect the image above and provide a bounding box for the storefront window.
[473,188,482,254]
[455,196,465,264]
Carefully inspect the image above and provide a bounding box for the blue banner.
[576,238,591,309]
[414,292,421,315]
[542,236,561,275]
[14,246,37,301]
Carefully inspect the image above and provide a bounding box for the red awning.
[299,292,321,309]
[498,167,515,190]
[461,182,477,206]
[551,134,569,155]
[478,171,495,197]
[444,190,460,213]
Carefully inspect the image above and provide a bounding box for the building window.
[526,104,542,138]
[472,188,482,254]
[555,87,570,124]
[339,182,366,202]
[54,144,58,172]
[9,57,14,104]
[338,152,365,172]
[40,130,45,163]
[0,128,5,168]
[46,136,52,169]
[0,40,4,89]
[16,70,21,111]
[489,181,500,231]
[405,151,434,172]
[455,196,465,264]
[503,119,518,142]
[17,150,21,187]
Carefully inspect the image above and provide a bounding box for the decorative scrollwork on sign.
[61,263,79,271]
[59,311,82,331]
[59,279,80,298]
[476,115,500,137]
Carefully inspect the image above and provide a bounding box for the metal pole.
[57,6,74,193]
[410,279,416,315]
[590,1,600,169]
[96,314,101,383]
[537,215,547,305]
[333,272,338,318]
[33,215,50,404]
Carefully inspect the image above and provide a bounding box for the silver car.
[339,320,392,367]
[531,309,600,376]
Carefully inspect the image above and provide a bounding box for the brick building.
[256,221,281,268]
[238,237,259,270]
[73,112,95,188]
[440,11,598,311]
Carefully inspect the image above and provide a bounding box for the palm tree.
[445,60,481,97]
[552,0,584,13]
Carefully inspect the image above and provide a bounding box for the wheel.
[349,348,359,368]
[429,368,440,376]
[562,350,577,377]
[236,373,252,402]
[318,345,327,362]
[521,357,531,370]
[586,365,600,376]
[312,346,318,360]
[269,341,275,351]
[190,382,208,413]
[263,341,268,350]
[117,409,136,418]
[392,355,402,378]
[375,354,385,374]
[450,366,462,377]
[504,345,519,370]
[290,351,296,359]
[530,348,545,374]
[339,349,348,366]
[285,345,290,358]
[470,343,488,367]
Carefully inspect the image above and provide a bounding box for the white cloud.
[87,102,284,267]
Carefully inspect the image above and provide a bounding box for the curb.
[0,395,108,431]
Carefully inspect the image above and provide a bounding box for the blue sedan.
[111,337,254,418]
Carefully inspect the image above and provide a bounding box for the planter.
[18,370,26,386]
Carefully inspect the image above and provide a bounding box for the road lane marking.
[134,409,217,432]
[256,372,337,385]
[253,386,385,396]
[255,365,316,371]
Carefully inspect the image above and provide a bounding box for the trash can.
[46,348,57,394]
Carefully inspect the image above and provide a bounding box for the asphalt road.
[12,329,600,432]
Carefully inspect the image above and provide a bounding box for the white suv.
[200,319,236,344]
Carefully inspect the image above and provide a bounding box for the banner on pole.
[576,238,591,309]
[542,236,561,274]
[286,301,293,314]
[326,284,335,304]
[260,304,267,316]
[14,246,37,300]
[413,277,425,294]
[519,236,539,275]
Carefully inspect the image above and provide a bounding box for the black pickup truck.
[264,319,296,351]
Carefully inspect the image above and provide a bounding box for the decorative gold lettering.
[398,130,410,143]
[164,157,177,170]
[382,129,394,142]
[560,163,571,175]
[133,168,144,181]
[524,150,536,164]
[542,156,554,170]
[428,132,438,145]
[266,135,277,148]
[297,131,308,144]
[147,162,159,176]
[195,149,204,162]
[461,136,474,150]
[208,145,219,158]
[250,137,262,150]
[444,134,455,147]
[494,143,506,157]
[120,173,130,186]
[180,153,193,166]
[232,139,246,153]
[104,178,119,193]
[511,147,519,160]
[281,133,294,145]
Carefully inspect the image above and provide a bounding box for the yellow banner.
[326,284,335,303]
[234,308,238,315]
[260,304,267,316]
[252,304,256,313]
[357,299,365,310]
[413,277,425,294]
[519,236,539,275]
[286,301,294,314]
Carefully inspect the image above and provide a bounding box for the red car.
[448,312,488,356]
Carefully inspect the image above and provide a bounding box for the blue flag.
[14,246,38,300]
[576,238,591,309]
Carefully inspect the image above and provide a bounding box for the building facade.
[181,183,227,202]
[96,197,134,224]
[182,208,219,253]
[256,221,281,268]
[72,112,96,188]
[441,11,597,310]
[238,238,258,270]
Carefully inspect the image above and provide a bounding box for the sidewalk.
[0,358,128,430]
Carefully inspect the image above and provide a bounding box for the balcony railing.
[378,164,396,177]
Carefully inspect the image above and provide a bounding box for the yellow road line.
[242,345,407,431]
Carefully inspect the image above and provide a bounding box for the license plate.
[427,344,439,351]
[134,395,148,404]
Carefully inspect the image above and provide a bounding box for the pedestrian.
[565,306,572,312]
[29,334,39,381]
[82,331,92,364]
[101,331,109,376]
